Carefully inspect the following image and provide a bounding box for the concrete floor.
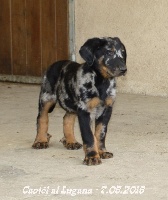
[0,82,168,200]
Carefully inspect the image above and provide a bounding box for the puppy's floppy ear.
[79,45,94,66]
[79,38,106,66]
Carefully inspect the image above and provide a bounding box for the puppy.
[32,37,127,165]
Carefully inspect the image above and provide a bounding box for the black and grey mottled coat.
[33,37,127,166]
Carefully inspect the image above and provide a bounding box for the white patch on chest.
[76,66,98,110]
[106,78,116,99]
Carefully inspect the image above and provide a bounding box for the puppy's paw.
[60,138,82,150]
[83,156,102,166]
[32,142,49,149]
[32,133,52,149]
[100,152,113,159]
[83,151,102,165]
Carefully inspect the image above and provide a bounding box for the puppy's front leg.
[95,106,113,159]
[78,109,102,165]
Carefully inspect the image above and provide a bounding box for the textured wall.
[75,0,168,96]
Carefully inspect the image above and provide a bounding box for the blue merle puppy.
[32,37,127,166]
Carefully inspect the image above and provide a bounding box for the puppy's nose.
[119,67,127,73]
[121,68,127,73]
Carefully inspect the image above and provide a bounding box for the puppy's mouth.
[116,66,127,77]
[114,72,127,77]
[106,68,127,77]
[119,70,127,76]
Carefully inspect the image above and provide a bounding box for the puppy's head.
[79,37,127,78]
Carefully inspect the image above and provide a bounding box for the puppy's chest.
[96,78,116,101]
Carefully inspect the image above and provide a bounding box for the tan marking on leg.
[83,136,99,157]
[34,101,54,143]
[105,97,114,107]
[95,123,104,154]
[95,122,113,159]
[63,112,76,143]
[95,123,107,155]
[87,97,100,111]
[83,132,101,165]
[61,112,82,150]
[95,123,103,140]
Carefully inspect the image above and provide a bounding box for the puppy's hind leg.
[32,79,56,149]
[60,112,82,150]
[32,99,55,149]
